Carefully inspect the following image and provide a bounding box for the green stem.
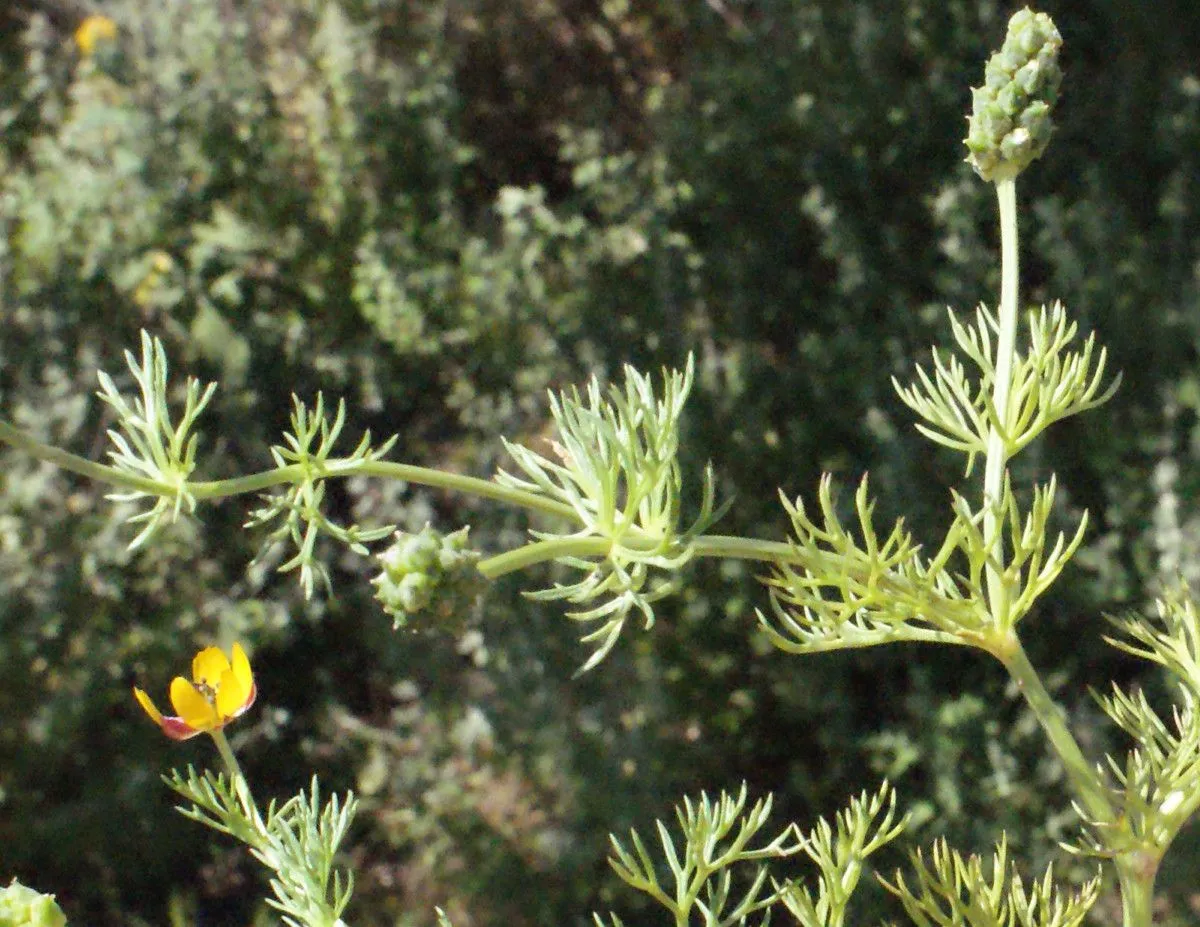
[982,178,1130,907]
[479,533,802,579]
[0,420,168,495]
[1116,857,1158,927]
[993,636,1114,826]
[307,459,575,520]
[982,177,1019,630]
[0,415,826,577]
[692,534,798,563]
[209,729,351,927]
[479,536,612,578]
[1007,649,1157,927]
[0,419,576,519]
[197,460,575,519]
[479,532,857,580]
[209,728,261,827]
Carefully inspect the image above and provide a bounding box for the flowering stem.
[982,177,1019,630]
[208,732,351,927]
[982,179,1143,922]
[210,729,260,827]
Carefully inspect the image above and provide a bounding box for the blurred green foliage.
[1,1,1199,925]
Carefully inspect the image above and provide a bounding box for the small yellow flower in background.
[132,250,175,308]
[74,14,118,57]
[134,643,256,740]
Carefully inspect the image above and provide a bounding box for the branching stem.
[981,180,1111,813]
[0,420,575,519]
[982,180,1150,927]
[0,417,830,576]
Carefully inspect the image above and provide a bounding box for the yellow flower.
[134,644,256,740]
[74,15,118,57]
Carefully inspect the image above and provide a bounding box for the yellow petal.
[133,687,164,726]
[170,676,219,731]
[231,643,253,692]
[216,674,242,718]
[216,644,255,719]
[192,646,232,689]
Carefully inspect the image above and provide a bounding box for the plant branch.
[0,418,577,519]
[0,420,171,495]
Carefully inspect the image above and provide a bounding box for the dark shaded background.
[2,1,1199,924]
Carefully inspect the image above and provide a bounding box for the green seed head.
[0,881,67,927]
[965,8,1063,182]
[372,525,482,630]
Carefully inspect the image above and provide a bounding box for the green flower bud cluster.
[965,8,1062,183]
[371,524,482,631]
[0,881,67,927]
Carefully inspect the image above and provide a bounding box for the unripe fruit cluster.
[371,524,481,630]
[965,8,1062,183]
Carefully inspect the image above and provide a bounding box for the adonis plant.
[1,8,1195,927]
